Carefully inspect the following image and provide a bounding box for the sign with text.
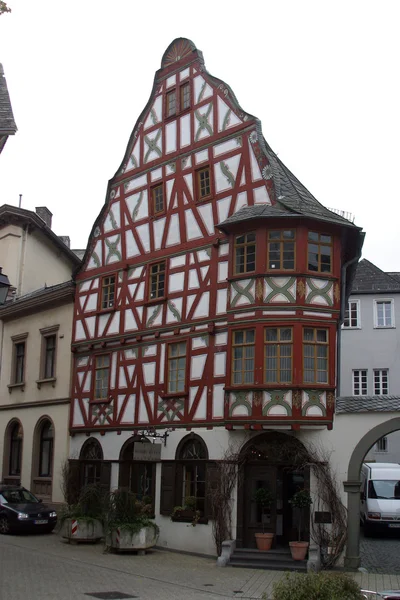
[133,443,162,462]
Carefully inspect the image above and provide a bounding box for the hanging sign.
[133,443,162,461]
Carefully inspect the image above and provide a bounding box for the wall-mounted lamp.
[0,267,11,305]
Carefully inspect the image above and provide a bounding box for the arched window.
[39,421,54,477]
[118,437,156,505]
[9,422,23,476]
[177,436,208,514]
[79,438,104,487]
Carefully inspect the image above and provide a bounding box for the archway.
[237,431,310,549]
[344,417,400,569]
[118,435,157,508]
[2,419,23,485]
[31,417,54,502]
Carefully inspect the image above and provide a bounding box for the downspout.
[336,251,362,399]
[17,224,28,296]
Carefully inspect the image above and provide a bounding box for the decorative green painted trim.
[306,279,334,306]
[194,105,213,142]
[157,397,184,421]
[129,154,138,168]
[229,391,251,417]
[92,402,114,426]
[264,277,296,303]
[262,390,292,416]
[105,235,122,264]
[301,390,327,417]
[150,107,158,125]
[222,109,232,131]
[230,280,255,307]
[144,129,162,163]
[197,80,207,103]
[131,191,143,222]
[91,251,101,268]
[109,209,118,230]
[220,161,235,187]
[167,300,181,322]
[146,304,162,327]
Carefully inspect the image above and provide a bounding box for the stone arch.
[344,417,400,569]
[2,418,23,484]
[31,415,55,501]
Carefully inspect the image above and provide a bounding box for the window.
[101,275,116,310]
[376,436,388,452]
[149,261,166,300]
[9,422,23,476]
[374,369,388,395]
[12,336,27,385]
[374,300,394,328]
[267,230,295,270]
[353,369,367,395]
[152,184,165,215]
[180,82,190,110]
[197,167,211,200]
[234,232,256,275]
[343,300,360,328]
[167,342,187,393]
[42,334,56,379]
[119,439,156,506]
[178,437,207,514]
[39,421,54,477]
[79,438,104,488]
[94,355,110,401]
[303,328,329,384]
[307,231,332,273]
[166,89,176,117]
[232,329,255,384]
[265,328,292,383]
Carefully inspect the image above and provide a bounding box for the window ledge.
[143,297,168,307]
[374,326,396,329]
[7,382,25,393]
[159,392,189,399]
[36,377,57,389]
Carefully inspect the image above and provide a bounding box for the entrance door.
[243,465,277,548]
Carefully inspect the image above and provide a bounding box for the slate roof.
[387,272,400,283]
[351,259,400,294]
[218,204,301,229]
[336,396,400,413]
[0,64,17,134]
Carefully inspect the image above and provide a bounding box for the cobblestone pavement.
[1,531,400,600]
[360,527,400,573]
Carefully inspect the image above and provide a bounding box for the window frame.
[180,82,191,111]
[267,229,296,272]
[376,436,388,453]
[374,299,395,329]
[234,232,256,276]
[151,182,165,217]
[343,299,361,329]
[166,341,187,395]
[38,420,54,477]
[264,327,293,384]
[231,329,255,386]
[196,166,212,202]
[352,369,368,395]
[10,333,28,386]
[307,231,333,274]
[92,354,111,403]
[38,325,59,382]
[9,421,23,477]
[148,260,167,302]
[165,88,177,118]
[302,327,329,385]
[374,369,389,395]
[100,273,117,312]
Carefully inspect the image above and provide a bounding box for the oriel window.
[265,328,293,383]
[166,89,176,117]
[149,261,166,300]
[307,232,332,273]
[232,329,255,384]
[101,275,116,310]
[234,232,256,274]
[94,355,110,401]
[303,328,329,384]
[268,230,295,270]
[167,342,186,393]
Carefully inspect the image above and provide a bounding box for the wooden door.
[243,465,277,548]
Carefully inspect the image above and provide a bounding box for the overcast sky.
[0,1,399,270]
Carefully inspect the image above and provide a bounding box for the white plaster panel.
[218,262,228,282]
[268,405,288,416]
[119,367,127,388]
[215,155,241,193]
[194,75,213,103]
[159,344,165,384]
[249,142,262,182]
[166,297,183,323]
[193,292,210,319]
[73,398,84,426]
[219,243,229,257]
[97,313,109,336]
[76,356,89,367]
[197,250,209,262]
[126,230,140,258]
[235,192,248,212]
[166,178,174,207]
[84,293,98,313]
[183,173,193,200]
[197,203,214,235]
[195,149,208,164]
[214,352,226,376]
[186,294,196,316]
[74,321,86,341]
[196,104,213,141]
[120,395,135,424]
[216,289,228,314]
[180,114,191,147]
[217,197,231,224]
[169,272,185,292]
[193,388,207,420]
[189,270,199,289]
[136,281,144,302]
[192,336,208,349]
[215,332,228,346]
[200,266,209,281]
[180,67,190,81]
[213,384,225,419]
[110,352,117,388]
[136,223,150,253]
[189,386,198,412]
[127,365,135,384]
[83,372,91,393]
[124,309,137,331]
[144,129,163,163]
[214,138,240,157]
[233,311,255,318]
[166,121,177,154]
[143,362,156,386]
[80,281,91,293]
[170,255,186,268]
[151,168,162,181]
[144,345,157,356]
[166,74,176,88]
[217,96,242,131]
[191,354,207,380]
[85,316,96,338]
[185,209,203,240]
[125,174,147,193]
[107,312,120,336]
[303,311,332,318]
[154,217,166,251]
[138,392,148,424]
[128,283,137,299]
[253,185,271,204]
[166,214,180,246]
[87,240,102,270]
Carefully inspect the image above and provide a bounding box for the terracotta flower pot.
[255,532,274,551]
[289,541,309,560]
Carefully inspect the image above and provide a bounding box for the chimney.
[35,206,53,229]
[58,235,70,248]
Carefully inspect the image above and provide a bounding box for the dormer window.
[234,232,256,275]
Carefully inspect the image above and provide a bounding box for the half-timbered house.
[70,39,364,560]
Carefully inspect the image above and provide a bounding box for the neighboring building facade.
[340,259,400,463]
[69,38,364,557]
[0,205,81,504]
[0,63,17,153]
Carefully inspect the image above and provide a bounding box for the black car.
[0,485,57,534]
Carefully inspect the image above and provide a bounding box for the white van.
[361,463,400,536]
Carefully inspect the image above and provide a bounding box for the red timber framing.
[70,38,364,435]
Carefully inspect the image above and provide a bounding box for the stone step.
[229,547,307,571]
[229,558,307,571]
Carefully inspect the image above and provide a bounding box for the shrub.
[58,484,106,527]
[270,571,364,600]
[105,489,159,536]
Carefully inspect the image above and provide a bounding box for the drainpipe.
[17,224,28,296]
[336,251,362,399]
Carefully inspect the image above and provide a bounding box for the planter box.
[61,518,103,543]
[106,525,158,553]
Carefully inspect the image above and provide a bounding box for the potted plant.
[288,488,312,560]
[59,484,104,543]
[105,489,159,553]
[171,496,201,526]
[253,487,274,551]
